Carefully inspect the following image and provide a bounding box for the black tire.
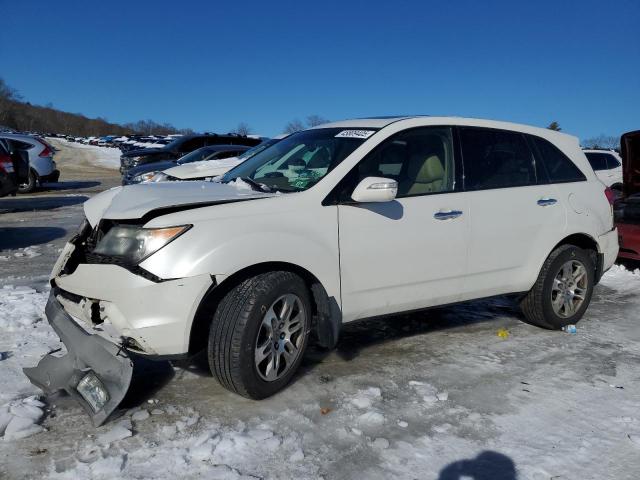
[207,271,311,399]
[18,169,37,194]
[520,245,595,329]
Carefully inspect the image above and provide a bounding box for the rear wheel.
[18,169,37,194]
[207,271,311,399]
[520,245,595,329]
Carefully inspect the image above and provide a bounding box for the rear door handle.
[537,198,557,207]
[434,210,463,220]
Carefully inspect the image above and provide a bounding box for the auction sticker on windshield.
[335,130,376,139]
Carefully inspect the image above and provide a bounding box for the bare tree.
[306,115,329,127]
[233,122,252,136]
[547,121,561,131]
[284,119,305,134]
[582,134,619,150]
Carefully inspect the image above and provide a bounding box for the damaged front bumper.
[23,292,134,426]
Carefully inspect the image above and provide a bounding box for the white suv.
[25,117,618,424]
[583,149,623,188]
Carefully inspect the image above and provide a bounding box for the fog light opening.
[76,371,109,413]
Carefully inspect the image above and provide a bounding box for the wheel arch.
[550,232,603,283]
[187,261,341,355]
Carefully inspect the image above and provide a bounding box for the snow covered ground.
[1,192,640,479]
[47,138,121,170]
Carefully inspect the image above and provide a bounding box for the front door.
[336,126,469,322]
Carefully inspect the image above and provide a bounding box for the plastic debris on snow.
[96,419,133,446]
[497,328,510,339]
[0,396,45,441]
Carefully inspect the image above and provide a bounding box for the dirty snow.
[48,138,121,169]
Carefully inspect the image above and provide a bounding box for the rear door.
[459,127,566,298]
[337,126,469,321]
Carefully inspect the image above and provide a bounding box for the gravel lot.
[1,142,640,479]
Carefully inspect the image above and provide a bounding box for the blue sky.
[1,0,638,139]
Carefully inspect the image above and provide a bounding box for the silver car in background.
[0,133,59,193]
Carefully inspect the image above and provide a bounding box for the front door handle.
[434,210,463,220]
[537,198,557,207]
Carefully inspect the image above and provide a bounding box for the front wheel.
[520,245,595,329]
[207,271,311,399]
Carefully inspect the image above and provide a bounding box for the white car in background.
[25,116,618,425]
[155,136,286,182]
[583,149,623,188]
[0,133,59,193]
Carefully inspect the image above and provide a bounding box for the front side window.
[584,152,609,171]
[222,128,373,192]
[460,127,535,190]
[176,147,216,164]
[347,127,456,199]
[531,137,586,184]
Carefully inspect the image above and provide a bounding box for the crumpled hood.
[164,157,243,180]
[83,180,276,225]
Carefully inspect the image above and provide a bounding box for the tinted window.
[460,128,535,190]
[531,137,586,183]
[585,152,609,171]
[336,127,455,200]
[606,154,621,169]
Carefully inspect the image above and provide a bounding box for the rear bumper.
[599,228,620,272]
[39,169,60,183]
[23,293,134,426]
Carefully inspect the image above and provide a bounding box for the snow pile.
[10,246,42,258]
[0,285,48,331]
[227,178,254,192]
[0,396,45,441]
[600,263,640,292]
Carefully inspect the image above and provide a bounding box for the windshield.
[176,147,218,165]
[221,128,374,192]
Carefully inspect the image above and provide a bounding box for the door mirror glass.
[351,177,398,203]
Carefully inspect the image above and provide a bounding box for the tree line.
[0,78,193,137]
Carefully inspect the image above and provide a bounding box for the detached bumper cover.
[23,293,133,426]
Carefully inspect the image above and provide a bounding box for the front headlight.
[93,225,191,264]
[149,172,170,182]
[133,171,160,183]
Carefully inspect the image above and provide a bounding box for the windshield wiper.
[238,177,272,193]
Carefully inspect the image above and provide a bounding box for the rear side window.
[531,137,586,184]
[460,127,535,190]
[584,152,610,171]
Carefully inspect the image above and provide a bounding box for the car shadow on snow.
[307,295,522,365]
[0,227,68,250]
[438,450,517,480]
[0,195,88,213]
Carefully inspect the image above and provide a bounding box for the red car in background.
[0,139,18,197]
[615,130,640,262]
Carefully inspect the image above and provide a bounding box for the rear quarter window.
[530,136,586,184]
[584,152,610,171]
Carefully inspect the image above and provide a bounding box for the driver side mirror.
[351,176,398,203]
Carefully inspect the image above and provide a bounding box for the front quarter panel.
[140,194,341,302]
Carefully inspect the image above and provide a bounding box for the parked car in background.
[583,149,623,189]
[614,130,640,262]
[26,116,618,424]
[0,133,60,193]
[156,137,286,182]
[119,134,261,175]
[122,145,252,185]
[0,140,18,197]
